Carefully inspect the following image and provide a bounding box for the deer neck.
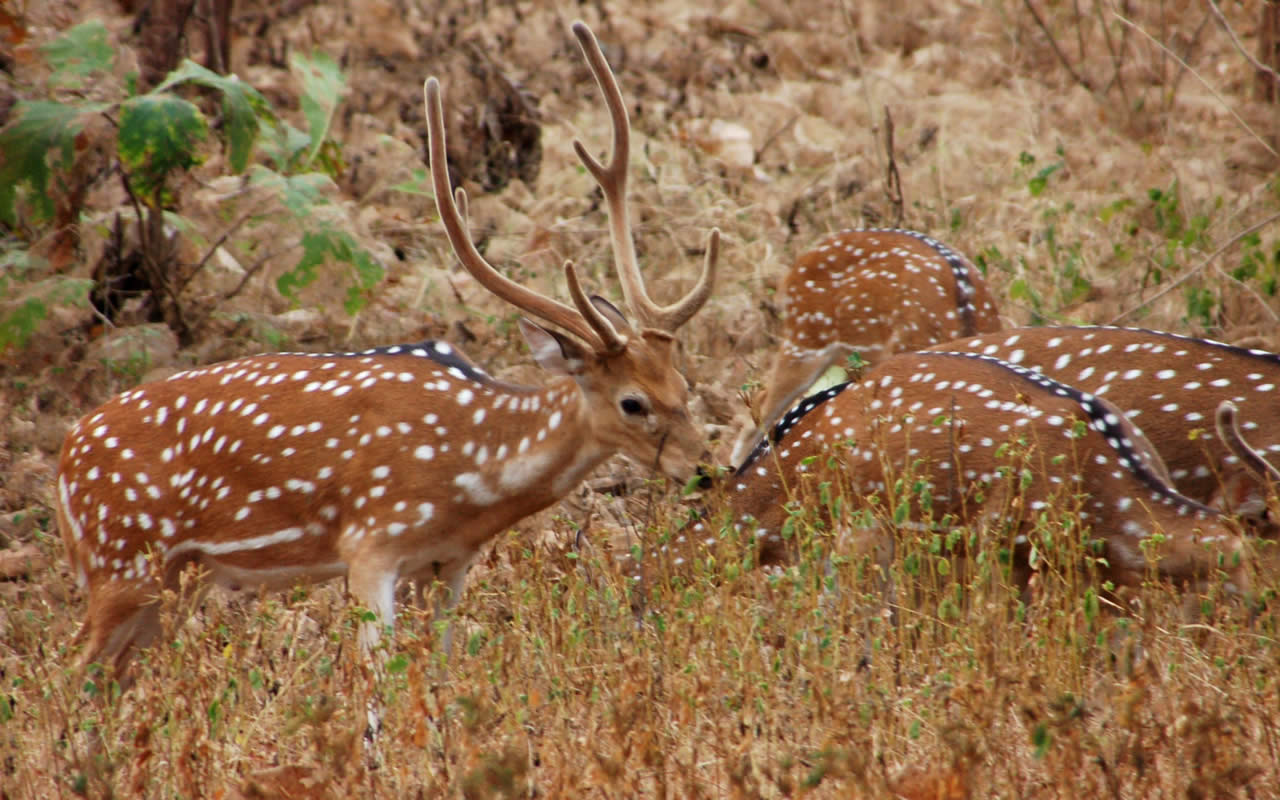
[468,375,609,507]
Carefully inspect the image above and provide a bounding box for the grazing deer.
[927,326,1280,511]
[730,229,1002,466]
[57,21,717,683]
[633,351,1257,597]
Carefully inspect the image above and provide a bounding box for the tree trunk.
[1259,1,1280,102]
[137,0,195,91]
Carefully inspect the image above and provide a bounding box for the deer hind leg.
[401,558,473,656]
[77,582,164,693]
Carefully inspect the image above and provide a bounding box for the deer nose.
[694,464,714,491]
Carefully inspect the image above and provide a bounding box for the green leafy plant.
[0,249,93,354]
[278,229,384,316]
[0,21,383,349]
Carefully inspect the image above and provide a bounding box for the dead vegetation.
[2,0,1280,797]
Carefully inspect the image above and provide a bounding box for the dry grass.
[3,0,1280,796]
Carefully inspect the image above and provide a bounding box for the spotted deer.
[730,229,1002,466]
[927,326,1280,512]
[634,351,1259,597]
[57,21,717,682]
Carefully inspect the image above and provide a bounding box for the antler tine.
[1216,400,1280,486]
[564,260,627,354]
[672,228,721,329]
[454,185,468,224]
[423,77,605,350]
[570,20,716,332]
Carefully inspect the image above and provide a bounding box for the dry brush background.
[2,0,1280,797]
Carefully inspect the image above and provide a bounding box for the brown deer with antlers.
[925,326,1280,513]
[57,21,717,682]
[730,229,1002,466]
[633,351,1263,597]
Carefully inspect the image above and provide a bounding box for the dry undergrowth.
[2,0,1280,797]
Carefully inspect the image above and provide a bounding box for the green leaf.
[1183,285,1215,327]
[893,499,909,525]
[1031,722,1051,758]
[0,276,93,353]
[40,20,113,86]
[1099,197,1133,224]
[390,167,435,198]
[1027,162,1063,197]
[280,229,330,298]
[0,101,109,225]
[681,473,706,496]
[343,240,383,315]
[290,52,346,169]
[249,165,334,214]
[117,94,208,203]
[259,121,313,171]
[1082,587,1099,624]
[154,60,273,172]
[278,228,383,314]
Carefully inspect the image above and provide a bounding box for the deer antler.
[424,77,625,353]
[1216,400,1280,487]
[569,20,718,332]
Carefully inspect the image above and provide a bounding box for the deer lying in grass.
[926,325,1280,513]
[729,229,1002,466]
[630,351,1267,598]
[57,21,717,686]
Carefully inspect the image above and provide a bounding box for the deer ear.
[589,295,634,337]
[519,318,588,375]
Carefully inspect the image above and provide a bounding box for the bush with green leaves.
[0,20,384,351]
[975,147,1278,330]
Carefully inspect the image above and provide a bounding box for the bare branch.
[1205,0,1280,100]
[1109,212,1280,324]
[176,205,266,295]
[1023,0,1094,91]
[1112,10,1277,158]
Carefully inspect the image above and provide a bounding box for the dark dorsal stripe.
[928,351,1216,513]
[854,228,981,337]
[219,340,498,387]
[357,341,494,384]
[1064,325,1280,369]
[736,382,851,475]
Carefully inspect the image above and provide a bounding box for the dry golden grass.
[3,0,1280,796]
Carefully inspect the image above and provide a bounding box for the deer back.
[780,229,1001,357]
[929,325,1280,507]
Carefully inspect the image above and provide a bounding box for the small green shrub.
[0,21,384,349]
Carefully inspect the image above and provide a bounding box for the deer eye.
[620,396,648,416]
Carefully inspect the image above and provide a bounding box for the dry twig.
[1109,211,1280,324]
